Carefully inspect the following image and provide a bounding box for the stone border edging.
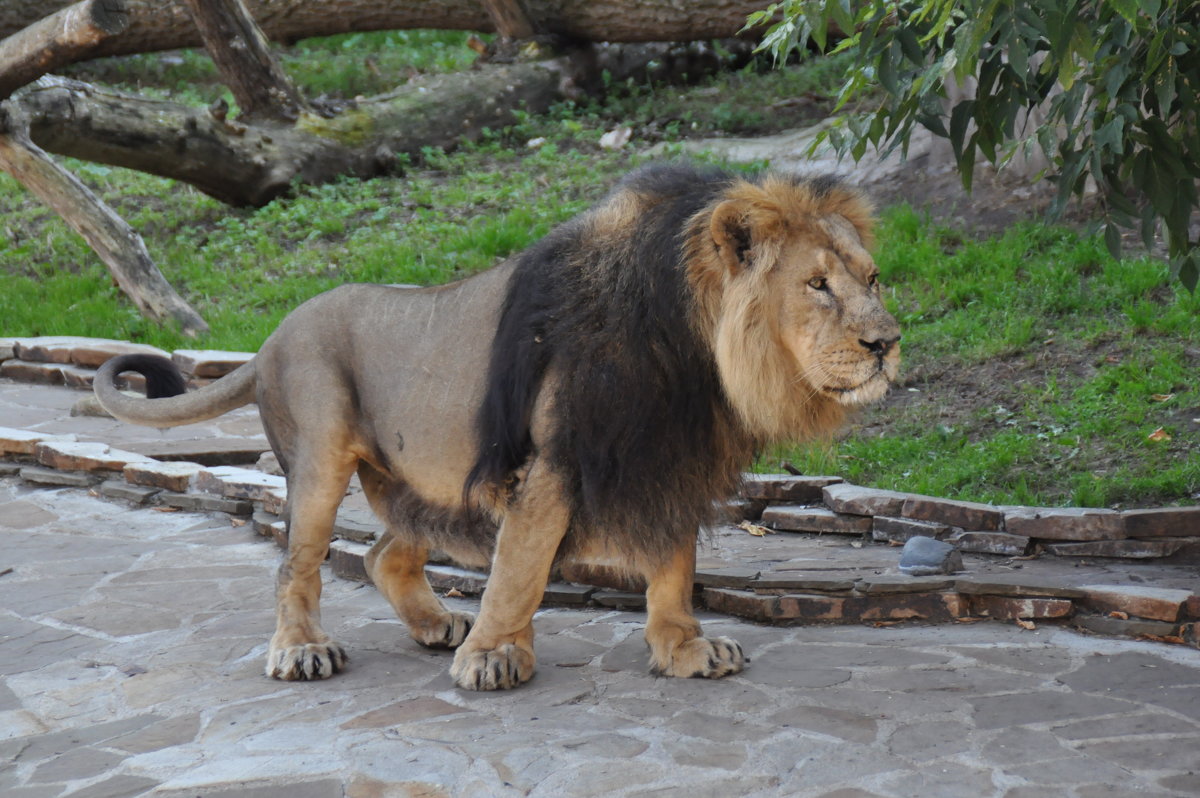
[2,335,1198,649]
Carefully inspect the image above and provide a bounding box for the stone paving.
[2,343,1200,795]
[3,478,1200,798]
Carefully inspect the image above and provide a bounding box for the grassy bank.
[1,32,1196,508]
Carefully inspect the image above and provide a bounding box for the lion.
[94,163,900,690]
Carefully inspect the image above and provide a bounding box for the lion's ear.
[709,200,754,275]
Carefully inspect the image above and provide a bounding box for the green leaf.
[1177,253,1199,293]
[1095,116,1125,153]
[1109,0,1140,26]
[1103,222,1123,260]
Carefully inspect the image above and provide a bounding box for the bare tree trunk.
[0,0,128,101]
[0,0,768,57]
[0,105,208,336]
[180,0,309,121]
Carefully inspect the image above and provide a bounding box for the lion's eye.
[808,276,828,291]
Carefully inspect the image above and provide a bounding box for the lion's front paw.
[265,641,347,680]
[652,636,744,679]
[413,611,474,650]
[450,642,535,690]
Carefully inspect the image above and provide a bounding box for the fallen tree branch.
[181,0,309,121]
[18,40,746,206]
[1,0,769,58]
[0,103,208,336]
[0,0,128,101]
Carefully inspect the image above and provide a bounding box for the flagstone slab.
[1078,584,1193,622]
[762,506,872,535]
[34,440,153,472]
[195,465,287,502]
[123,460,206,493]
[739,473,842,502]
[902,495,1006,531]
[0,427,75,456]
[822,483,909,517]
[1123,506,1200,538]
[171,349,255,378]
[1005,507,1126,541]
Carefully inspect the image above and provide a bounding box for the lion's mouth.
[822,367,894,405]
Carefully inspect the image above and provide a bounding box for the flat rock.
[872,515,951,543]
[694,567,760,588]
[1004,507,1126,541]
[1122,506,1200,538]
[0,337,13,361]
[855,575,956,594]
[946,530,1031,556]
[123,460,206,493]
[330,540,370,583]
[0,427,75,456]
[902,495,1005,531]
[777,591,966,623]
[58,364,103,391]
[99,480,161,505]
[968,595,1074,620]
[19,465,99,487]
[159,491,253,515]
[543,583,596,604]
[1078,584,1194,622]
[703,587,780,622]
[1073,615,1182,639]
[195,465,287,501]
[332,515,380,544]
[751,574,856,592]
[1046,539,1186,559]
[822,483,909,516]
[14,336,125,364]
[171,349,254,378]
[739,473,842,502]
[762,506,872,535]
[253,511,288,547]
[956,576,1085,599]
[0,360,66,385]
[70,340,170,368]
[35,440,152,472]
[122,438,270,466]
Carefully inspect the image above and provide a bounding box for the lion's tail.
[94,353,257,428]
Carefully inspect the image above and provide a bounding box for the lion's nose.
[859,335,900,357]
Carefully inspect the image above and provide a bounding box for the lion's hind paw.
[450,643,534,690]
[652,635,744,680]
[266,642,347,681]
[413,611,474,650]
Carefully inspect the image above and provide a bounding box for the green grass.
[4,38,1197,508]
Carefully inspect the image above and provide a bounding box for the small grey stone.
[898,535,963,575]
[159,491,253,515]
[99,479,161,505]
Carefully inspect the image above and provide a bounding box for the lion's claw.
[651,635,744,679]
[413,611,474,650]
[450,643,534,690]
[265,642,347,680]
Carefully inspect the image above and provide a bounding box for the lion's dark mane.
[466,164,759,561]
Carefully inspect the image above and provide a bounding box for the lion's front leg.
[644,544,745,679]
[450,460,570,691]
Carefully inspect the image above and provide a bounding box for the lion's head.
[687,174,900,442]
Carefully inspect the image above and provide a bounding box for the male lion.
[95,164,900,690]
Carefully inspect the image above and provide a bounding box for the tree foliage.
[749,0,1200,290]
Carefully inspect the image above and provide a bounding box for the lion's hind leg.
[266,447,357,681]
[365,534,474,649]
[644,545,745,679]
